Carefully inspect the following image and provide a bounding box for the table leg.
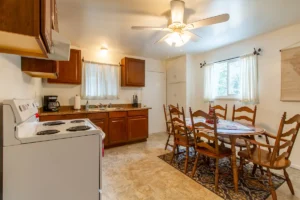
[230,135,238,192]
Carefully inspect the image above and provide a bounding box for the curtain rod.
[200,48,262,68]
[82,57,120,67]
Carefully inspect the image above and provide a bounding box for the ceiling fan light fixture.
[164,32,191,47]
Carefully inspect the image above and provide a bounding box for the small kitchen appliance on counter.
[43,95,60,112]
[132,94,138,108]
[1,99,103,200]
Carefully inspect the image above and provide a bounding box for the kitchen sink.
[88,107,123,111]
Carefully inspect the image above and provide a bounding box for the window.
[81,62,120,100]
[204,54,259,104]
[214,59,241,98]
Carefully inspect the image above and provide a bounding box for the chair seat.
[196,142,232,158]
[218,136,247,147]
[238,148,291,169]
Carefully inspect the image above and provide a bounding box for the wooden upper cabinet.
[0,0,54,58]
[52,0,59,32]
[41,0,53,53]
[22,57,59,79]
[121,57,145,87]
[48,49,82,84]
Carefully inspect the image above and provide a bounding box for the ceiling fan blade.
[185,14,230,30]
[170,0,185,24]
[155,33,172,44]
[184,31,201,42]
[131,26,171,31]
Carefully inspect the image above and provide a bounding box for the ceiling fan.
[131,0,230,47]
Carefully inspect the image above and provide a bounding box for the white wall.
[0,54,42,104]
[40,49,166,134]
[188,23,300,168]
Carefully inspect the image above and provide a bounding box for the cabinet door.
[108,118,127,145]
[48,49,82,84]
[91,119,108,146]
[62,114,86,120]
[167,82,186,109]
[41,0,53,53]
[128,116,148,141]
[51,0,59,32]
[39,115,63,122]
[122,58,145,87]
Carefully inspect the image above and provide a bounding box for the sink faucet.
[106,103,112,108]
[98,103,103,108]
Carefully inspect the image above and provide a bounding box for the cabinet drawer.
[87,113,108,120]
[63,114,87,120]
[39,115,63,122]
[109,111,127,118]
[128,110,148,117]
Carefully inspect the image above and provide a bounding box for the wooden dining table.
[185,118,266,192]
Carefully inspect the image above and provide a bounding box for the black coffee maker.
[43,96,60,112]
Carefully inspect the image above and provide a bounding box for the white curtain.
[203,63,217,102]
[81,62,120,100]
[239,54,259,104]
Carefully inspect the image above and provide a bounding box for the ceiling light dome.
[164,32,191,47]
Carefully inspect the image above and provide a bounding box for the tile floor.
[102,132,300,200]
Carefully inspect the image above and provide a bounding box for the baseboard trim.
[291,164,300,170]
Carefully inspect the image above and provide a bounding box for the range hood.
[47,30,71,61]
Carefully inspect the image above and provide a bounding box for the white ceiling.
[57,0,300,60]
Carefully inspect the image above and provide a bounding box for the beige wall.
[0,54,42,104]
[41,49,167,134]
[187,23,300,169]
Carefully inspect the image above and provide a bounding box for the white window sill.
[215,96,240,101]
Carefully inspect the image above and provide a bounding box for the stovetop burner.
[37,130,60,135]
[70,120,85,123]
[43,121,65,126]
[67,126,91,132]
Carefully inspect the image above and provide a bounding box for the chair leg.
[206,157,210,166]
[252,164,258,176]
[284,169,295,195]
[192,152,200,177]
[215,158,219,191]
[165,134,171,150]
[267,168,277,200]
[239,157,244,177]
[259,165,264,175]
[184,147,189,174]
[170,144,176,164]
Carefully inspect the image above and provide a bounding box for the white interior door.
[143,71,166,133]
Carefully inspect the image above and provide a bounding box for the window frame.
[215,58,240,100]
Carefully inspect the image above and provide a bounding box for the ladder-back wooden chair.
[232,105,257,126]
[169,106,194,173]
[189,108,232,191]
[163,104,179,150]
[209,103,227,120]
[238,112,300,200]
[219,105,257,150]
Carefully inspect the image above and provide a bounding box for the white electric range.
[1,99,103,200]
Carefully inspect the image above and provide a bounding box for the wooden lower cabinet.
[108,117,127,145]
[128,116,148,141]
[39,109,149,148]
[90,118,108,146]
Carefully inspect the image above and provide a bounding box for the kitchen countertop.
[39,107,152,116]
